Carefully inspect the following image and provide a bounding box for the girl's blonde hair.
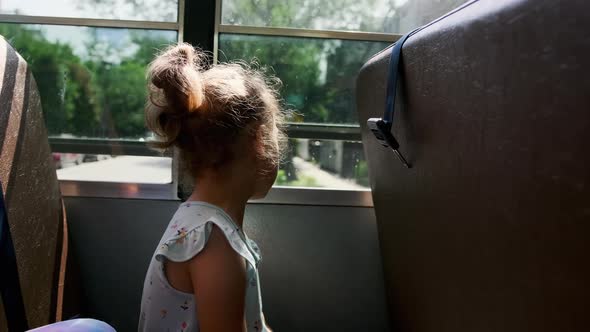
[145,43,287,176]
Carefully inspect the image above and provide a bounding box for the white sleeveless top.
[138,202,269,332]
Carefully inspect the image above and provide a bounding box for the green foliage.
[0,24,86,135]
[219,35,387,124]
[0,24,173,138]
[274,169,319,187]
[65,61,97,136]
[75,0,178,22]
[275,169,289,184]
[92,61,147,137]
[223,0,389,32]
[223,0,469,33]
[354,160,370,187]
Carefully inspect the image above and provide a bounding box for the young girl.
[138,43,285,332]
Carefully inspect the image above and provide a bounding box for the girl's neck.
[187,171,252,228]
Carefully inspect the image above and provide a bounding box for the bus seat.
[356,0,590,331]
[0,36,79,330]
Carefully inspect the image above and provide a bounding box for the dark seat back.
[356,0,590,331]
[0,36,67,329]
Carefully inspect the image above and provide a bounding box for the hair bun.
[175,44,195,64]
[147,43,206,114]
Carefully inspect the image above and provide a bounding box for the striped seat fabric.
[0,36,69,330]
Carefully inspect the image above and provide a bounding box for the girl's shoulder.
[155,202,259,267]
[169,201,236,231]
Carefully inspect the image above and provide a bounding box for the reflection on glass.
[0,23,177,139]
[276,139,368,189]
[222,0,469,34]
[0,0,178,22]
[219,34,388,125]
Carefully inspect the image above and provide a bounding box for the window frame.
[0,0,400,207]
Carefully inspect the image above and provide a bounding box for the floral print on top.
[138,202,268,332]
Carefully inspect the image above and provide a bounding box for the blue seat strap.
[383,28,420,124]
[366,28,420,168]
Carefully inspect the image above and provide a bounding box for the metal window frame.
[0,14,179,30]
[218,25,400,43]
[58,181,374,207]
[178,0,186,41]
[47,123,362,156]
[48,137,168,157]
[0,0,383,207]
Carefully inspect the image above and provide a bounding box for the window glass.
[276,139,368,189]
[219,34,388,125]
[0,23,177,139]
[222,0,469,34]
[0,23,177,183]
[0,0,178,22]
[56,156,172,184]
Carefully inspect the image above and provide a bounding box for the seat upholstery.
[0,36,65,329]
[357,0,590,331]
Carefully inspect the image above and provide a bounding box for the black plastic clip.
[367,118,411,168]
